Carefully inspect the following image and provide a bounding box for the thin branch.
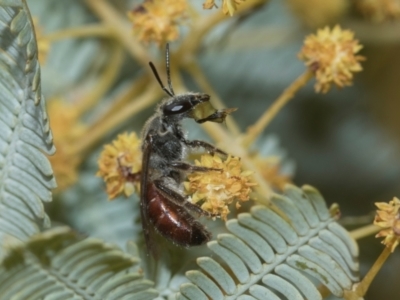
[85,0,151,66]
[356,247,392,295]
[45,24,113,41]
[350,224,381,240]
[89,75,150,130]
[75,43,124,116]
[67,82,162,156]
[176,0,269,59]
[184,60,241,135]
[242,70,313,147]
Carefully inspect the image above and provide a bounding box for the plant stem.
[85,0,150,66]
[176,0,269,60]
[242,69,313,147]
[184,60,241,135]
[355,247,391,297]
[350,224,380,240]
[67,82,162,156]
[76,43,124,116]
[89,75,149,130]
[45,24,113,41]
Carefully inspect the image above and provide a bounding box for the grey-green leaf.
[0,227,158,300]
[176,184,359,299]
[0,0,55,248]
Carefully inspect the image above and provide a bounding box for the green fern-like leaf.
[0,226,159,300]
[176,185,359,300]
[0,0,55,246]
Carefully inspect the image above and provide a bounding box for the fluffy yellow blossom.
[355,0,400,23]
[184,154,256,221]
[48,99,86,191]
[374,197,400,252]
[128,0,188,45]
[32,17,50,64]
[203,0,247,16]
[298,25,365,93]
[97,132,142,200]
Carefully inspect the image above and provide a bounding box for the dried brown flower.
[298,25,365,93]
[184,154,256,221]
[355,0,400,23]
[97,132,142,200]
[128,0,188,45]
[374,197,400,252]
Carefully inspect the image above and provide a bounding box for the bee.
[140,44,236,256]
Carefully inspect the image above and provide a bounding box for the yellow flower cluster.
[184,154,256,220]
[355,0,400,23]
[374,197,400,252]
[47,99,86,191]
[97,132,142,200]
[203,0,247,16]
[298,25,365,93]
[128,0,188,45]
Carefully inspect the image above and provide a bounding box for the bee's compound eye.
[170,104,186,112]
[163,99,194,116]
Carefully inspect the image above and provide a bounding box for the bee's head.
[161,93,210,119]
[150,44,236,125]
[160,93,236,124]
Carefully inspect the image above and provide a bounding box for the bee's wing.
[140,133,159,258]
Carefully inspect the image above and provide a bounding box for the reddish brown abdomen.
[146,183,210,247]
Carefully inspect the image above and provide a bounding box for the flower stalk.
[75,43,124,116]
[350,224,381,240]
[90,75,150,131]
[242,69,313,148]
[85,0,150,66]
[183,60,241,136]
[67,82,162,156]
[358,246,392,294]
[176,0,269,59]
[45,24,113,42]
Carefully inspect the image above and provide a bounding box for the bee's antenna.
[148,44,176,97]
[165,43,175,96]
[149,61,173,97]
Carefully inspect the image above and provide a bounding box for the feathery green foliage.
[176,185,359,300]
[0,0,55,249]
[0,227,158,300]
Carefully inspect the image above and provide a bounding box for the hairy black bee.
[140,44,236,256]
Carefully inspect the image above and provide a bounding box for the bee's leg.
[153,178,219,218]
[169,161,222,173]
[183,140,228,157]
